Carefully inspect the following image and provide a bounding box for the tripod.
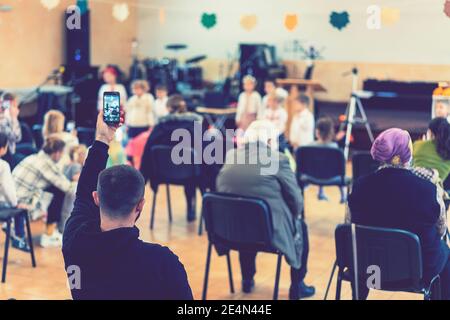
[340,68,374,159]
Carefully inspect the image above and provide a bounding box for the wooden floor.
[0,184,420,300]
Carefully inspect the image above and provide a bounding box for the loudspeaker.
[65,10,90,66]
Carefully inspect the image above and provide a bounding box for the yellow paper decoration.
[284,14,299,31]
[112,3,130,22]
[40,0,60,10]
[381,7,400,26]
[159,7,166,25]
[240,15,258,31]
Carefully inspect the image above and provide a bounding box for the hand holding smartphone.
[103,91,121,125]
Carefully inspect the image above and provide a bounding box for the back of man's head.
[97,165,145,219]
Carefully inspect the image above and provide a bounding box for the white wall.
[137,0,450,65]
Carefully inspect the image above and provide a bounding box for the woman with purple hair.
[348,128,449,300]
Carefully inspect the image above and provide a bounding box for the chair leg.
[150,191,157,229]
[335,270,343,300]
[198,210,204,236]
[428,276,442,300]
[273,253,283,300]
[2,219,11,283]
[202,242,213,300]
[226,251,235,294]
[324,261,338,300]
[24,212,36,268]
[166,185,173,223]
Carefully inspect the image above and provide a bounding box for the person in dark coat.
[348,128,449,300]
[62,111,193,300]
[216,120,315,300]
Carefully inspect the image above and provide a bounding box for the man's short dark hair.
[0,132,8,149]
[97,165,145,218]
[316,117,335,142]
[297,94,310,107]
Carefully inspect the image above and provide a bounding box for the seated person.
[216,120,315,300]
[13,136,75,248]
[235,75,263,132]
[289,94,314,150]
[309,117,346,203]
[140,95,203,222]
[348,128,449,300]
[413,117,450,182]
[0,92,21,166]
[62,111,193,300]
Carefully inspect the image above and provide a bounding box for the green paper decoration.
[330,11,350,30]
[77,0,88,14]
[201,13,217,29]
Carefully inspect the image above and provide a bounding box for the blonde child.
[154,85,169,122]
[235,75,263,131]
[289,94,315,150]
[125,80,155,139]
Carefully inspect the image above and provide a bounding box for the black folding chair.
[0,208,36,282]
[352,151,380,181]
[31,125,43,149]
[324,224,442,300]
[76,127,96,146]
[201,192,283,300]
[148,145,201,229]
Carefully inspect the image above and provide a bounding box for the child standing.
[125,80,155,139]
[154,85,169,123]
[310,117,346,203]
[289,94,315,150]
[97,66,128,112]
[235,75,263,131]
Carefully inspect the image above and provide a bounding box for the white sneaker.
[40,232,62,248]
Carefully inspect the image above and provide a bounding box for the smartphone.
[103,91,120,125]
[1,100,10,110]
[66,121,75,132]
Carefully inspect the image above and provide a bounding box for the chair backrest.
[202,192,275,252]
[19,122,34,145]
[77,127,95,146]
[335,224,423,291]
[296,146,346,180]
[352,151,380,181]
[149,145,201,184]
[32,124,43,149]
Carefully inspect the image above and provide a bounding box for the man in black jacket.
[62,111,193,300]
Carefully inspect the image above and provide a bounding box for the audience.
[309,117,346,203]
[125,80,155,139]
[154,85,169,122]
[413,117,450,182]
[97,66,128,112]
[13,136,75,248]
[140,95,203,222]
[42,110,79,168]
[289,94,315,150]
[0,92,22,166]
[348,128,449,300]
[62,111,193,300]
[217,120,315,300]
[235,75,263,131]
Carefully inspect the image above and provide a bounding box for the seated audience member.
[141,95,203,222]
[216,120,315,300]
[0,92,21,166]
[125,80,155,139]
[235,75,263,131]
[413,117,450,181]
[43,110,79,168]
[262,79,288,110]
[0,132,30,251]
[348,128,449,300]
[154,85,169,122]
[289,94,315,150]
[97,66,128,112]
[13,136,75,248]
[62,111,193,300]
[309,117,346,203]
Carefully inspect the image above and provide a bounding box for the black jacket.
[349,167,449,283]
[62,141,193,300]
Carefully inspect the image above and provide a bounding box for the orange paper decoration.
[284,14,299,31]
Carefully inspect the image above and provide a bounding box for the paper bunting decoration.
[159,7,166,25]
[112,3,130,22]
[240,15,258,31]
[40,0,60,10]
[445,1,450,18]
[284,14,299,31]
[77,0,88,14]
[201,13,217,29]
[329,11,350,30]
[381,7,400,26]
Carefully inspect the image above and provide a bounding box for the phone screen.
[1,100,10,110]
[103,92,120,124]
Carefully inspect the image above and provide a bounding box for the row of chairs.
[30,125,95,149]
